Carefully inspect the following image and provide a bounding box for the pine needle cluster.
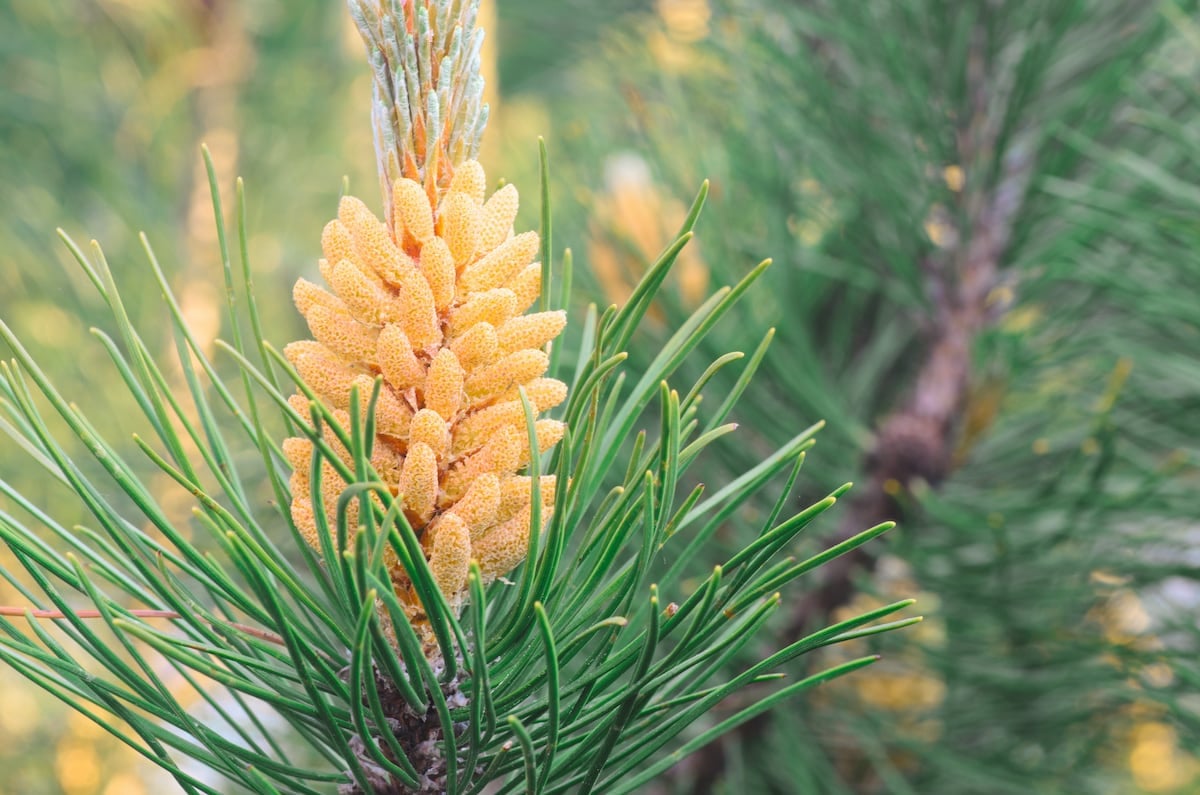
[0,1,913,792]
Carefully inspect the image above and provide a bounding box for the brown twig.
[0,605,287,646]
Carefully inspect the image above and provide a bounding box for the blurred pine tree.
[506,0,1200,792]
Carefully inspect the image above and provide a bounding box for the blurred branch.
[682,20,1036,792]
[790,24,1035,634]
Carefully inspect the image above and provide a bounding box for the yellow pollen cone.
[284,160,567,649]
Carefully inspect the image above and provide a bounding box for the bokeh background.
[2,0,1199,793]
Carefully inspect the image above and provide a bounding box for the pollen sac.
[282,437,314,475]
[517,378,569,412]
[290,497,319,549]
[460,231,539,293]
[393,177,434,248]
[465,349,551,403]
[449,288,518,337]
[449,472,501,538]
[284,338,336,365]
[321,220,358,277]
[293,278,344,316]
[449,159,487,204]
[399,441,438,523]
[423,348,465,420]
[497,475,534,522]
[397,265,440,350]
[443,424,523,503]
[339,196,409,286]
[439,191,481,267]
[511,262,544,313]
[329,259,398,325]
[473,504,537,585]
[287,393,314,425]
[497,475,557,523]
[496,310,567,355]
[304,304,379,365]
[449,322,498,371]
[478,183,520,252]
[518,420,567,467]
[284,160,567,651]
[369,381,414,440]
[427,513,472,610]
[285,342,357,407]
[409,408,451,461]
[419,237,457,311]
[451,400,525,456]
[376,325,425,391]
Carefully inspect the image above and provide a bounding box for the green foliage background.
[1,0,1198,793]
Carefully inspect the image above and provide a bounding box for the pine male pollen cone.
[283,159,566,643]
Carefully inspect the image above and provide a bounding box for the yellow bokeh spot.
[56,741,101,795]
[799,177,823,196]
[13,303,77,348]
[1129,722,1199,792]
[923,204,955,248]
[0,685,39,735]
[590,153,709,310]
[1107,589,1152,640]
[856,670,946,715]
[68,710,106,740]
[985,284,1014,309]
[882,478,902,496]
[1141,662,1175,689]
[1090,569,1130,587]
[795,218,826,247]
[1002,304,1042,334]
[943,164,965,192]
[103,773,146,795]
[1032,438,1050,455]
[648,29,696,73]
[657,0,711,42]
